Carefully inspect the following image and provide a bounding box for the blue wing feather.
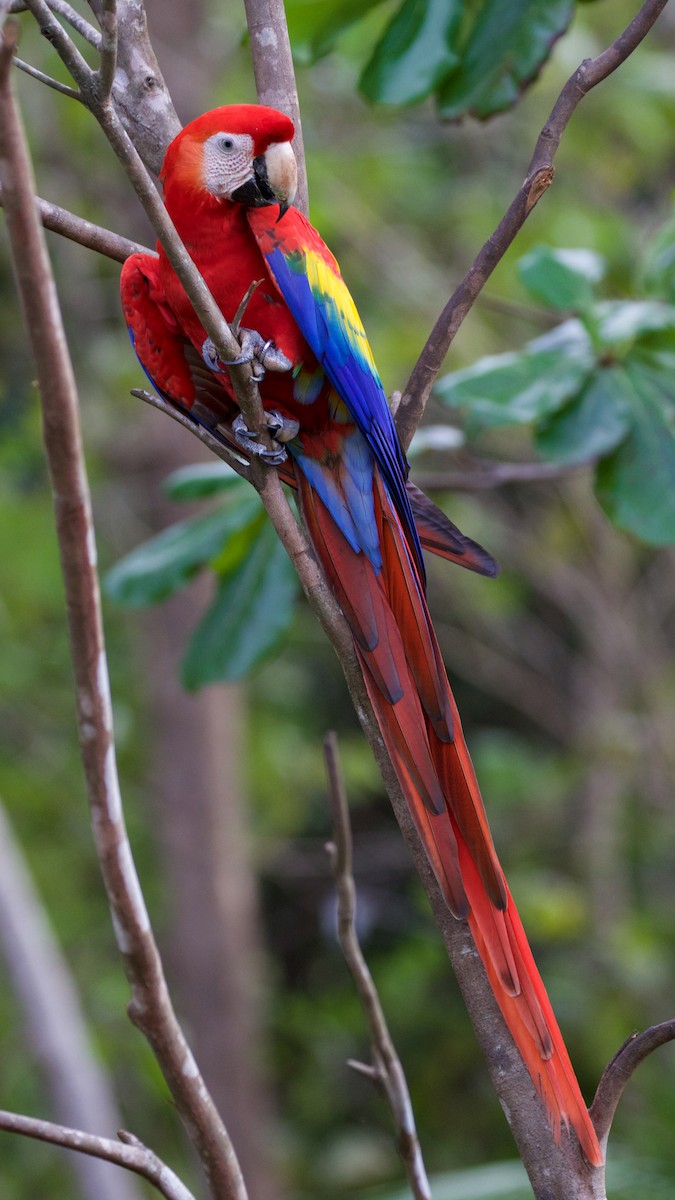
[259,234,425,582]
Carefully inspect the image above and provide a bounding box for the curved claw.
[232,412,289,466]
[202,336,254,373]
[265,409,300,444]
[202,331,292,381]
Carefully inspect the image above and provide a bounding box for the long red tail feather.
[296,465,603,1168]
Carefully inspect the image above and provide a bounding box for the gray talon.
[239,329,293,379]
[265,409,300,443]
[232,412,289,466]
[202,336,252,371]
[203,331,292,380]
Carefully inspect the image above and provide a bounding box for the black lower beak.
[231,176,270,207]
[231,155,279,208]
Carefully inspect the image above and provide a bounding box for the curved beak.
[231,141,297,215]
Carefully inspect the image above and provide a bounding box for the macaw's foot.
[202,330,292,381]
[232,410,298,466]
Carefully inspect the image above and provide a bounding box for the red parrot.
[120,104,602,1167]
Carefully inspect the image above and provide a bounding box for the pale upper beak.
[231,140,297,214]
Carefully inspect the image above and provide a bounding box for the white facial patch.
[202,131,256,198]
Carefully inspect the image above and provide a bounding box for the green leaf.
[360,0,462,106]
[105,496,262,607]
[593,299,675,347]
[163,462,246,501]
[436,320,594,429]
[286,0,386,62]
[182,520,298,687]
[436,0,574,121]
[536,369,631,464]
[518,246,606,310]
[595,361,675,545]
[640,208,675,302]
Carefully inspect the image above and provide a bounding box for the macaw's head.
[160,104,297,214]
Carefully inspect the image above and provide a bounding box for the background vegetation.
[1,0,675,1196]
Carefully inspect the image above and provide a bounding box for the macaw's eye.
[220,136,235,151]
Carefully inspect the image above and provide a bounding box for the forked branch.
[0,21,246,1200]
[0,1112,195,1200]
[397,0,669,449]
[324,733,431,1200]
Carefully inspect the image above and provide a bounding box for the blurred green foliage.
[437,235,675,544]
[2,1,675,1199]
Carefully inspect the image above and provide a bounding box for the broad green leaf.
[211,507,267,576]
[285,0,386,62]
[163,462,247,500]
[518,246,606,310]
[595,361,675,545]
[436,0,574,121]
[182,520,298,687]
[536,369,631,463]
[360,0,462,106]
[436,320,594,429]
[640,210,675,302]
[105,496,261,607]
[593,299,675,347]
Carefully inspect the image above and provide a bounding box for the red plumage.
[121,104,602,1168]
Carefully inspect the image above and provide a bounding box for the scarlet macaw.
[120,105,602,1166]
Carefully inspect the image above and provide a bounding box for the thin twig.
[243,0,308,216]
[131,388,252,482]
[96,0,115,101]
[590,1021,675,1145]
[397,0,669,449]
[9,0,101,45]
[14,54,81,96]
[50,0,100,46]
[0,1112,196,1200]
[0,799,143,1200]
[0,25,248,1200]
[323,733,432,1200]
[24,0,94,87]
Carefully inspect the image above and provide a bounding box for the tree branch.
[397,0,669,450]
[132,388,252,482]
[0,23,247,1200]
[10,0,101,47]
[4,5,618,1191]
[0,799,143,1200]
[14,53,81,95]
[24,0,94,87]
[590,1021,675,1146]
[96,0,116,102]
[324,734,431,1200]
[0,185,152,260]
[0,1112,196,1200]
[243,0,308,217]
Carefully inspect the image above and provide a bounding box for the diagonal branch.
[0,1112,196,1200]
[9,0,101,46]
[324,734,431,1200]
[24,0,94,87]
[0,185,149,259]
[14,53,81,95]
[132,388,252,482]
[397,0,669,450]
[0,22,247,1200]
